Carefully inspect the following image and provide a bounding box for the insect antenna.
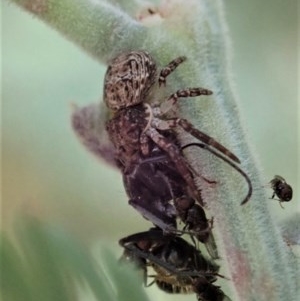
[182,142,252,205]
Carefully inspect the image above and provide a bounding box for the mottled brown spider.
[120,228,232,301]
[104,50,252,208]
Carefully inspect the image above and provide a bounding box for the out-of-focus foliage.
[0,215,150,301]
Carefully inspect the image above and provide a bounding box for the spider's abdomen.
[104,51,157,110]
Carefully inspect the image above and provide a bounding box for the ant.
[119,228,232,301]
[269,175,293,208]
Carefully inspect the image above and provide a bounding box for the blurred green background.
[2,1,298,301]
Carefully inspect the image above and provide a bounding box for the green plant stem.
[10,0,147,62]
[9,0,299,300]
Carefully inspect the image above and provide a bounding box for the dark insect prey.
[269,175,293,208]
[120,228,232,301]
[123,142,219,259]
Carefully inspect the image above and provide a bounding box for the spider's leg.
[159,56,187,87]
[142,103,154,134]
[144,116,217,186]
[177,118,240,163]
[160,87,213,114]
[157,87,239,163]
[153,117,240,164]
[145,127,203,206]
[140,133,151,156]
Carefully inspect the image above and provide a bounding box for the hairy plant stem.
[9,0,299,300]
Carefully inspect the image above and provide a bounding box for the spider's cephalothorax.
[269,175,293,208]
[105,50,252,232]
[119,228,231,301]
